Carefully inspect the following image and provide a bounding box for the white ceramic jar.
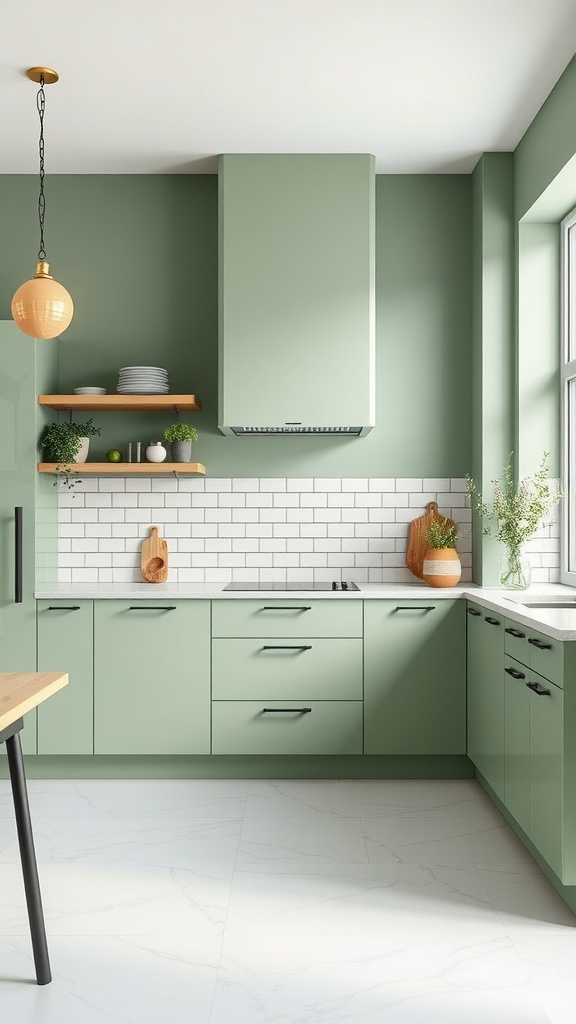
[145,441,167,463]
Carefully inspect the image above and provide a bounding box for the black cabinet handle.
[46,606,81,611]
[528,637,552,650]
[14,506,22,604]
[394,606,434,612]
[485,616,501,626]
[527,681,551,696]
[261,707,312,714]
[505,666,526,679]
[261,606,311,611]
[467,608,481,616]
[127,606,176,611]
[505,627,526,638]
[261,645,312,651]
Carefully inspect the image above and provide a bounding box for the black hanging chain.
[37,74,46,262]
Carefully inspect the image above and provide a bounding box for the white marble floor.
[0,777,574,1023]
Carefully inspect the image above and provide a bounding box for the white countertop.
[34,582,576,640]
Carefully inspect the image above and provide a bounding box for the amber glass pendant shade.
[12,261,74,339]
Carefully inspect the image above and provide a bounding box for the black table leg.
[5,728,51,985]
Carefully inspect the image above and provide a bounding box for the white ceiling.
[1,0,576,175]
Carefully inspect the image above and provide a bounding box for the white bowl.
[74,387,108,395]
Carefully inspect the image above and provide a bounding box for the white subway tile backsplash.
[396,478,422,491]
[273,492,300,507]
[246,491,272,507]
[232,478,259,492]
[287,478,314,492]
[314,478,341,492]
[205,477,232,492]
[58,476,559,584]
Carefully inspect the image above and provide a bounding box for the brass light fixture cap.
[34,261,53,279]
[26,67,59,85]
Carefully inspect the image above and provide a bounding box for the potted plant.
[422,517,462,588]
[40,418,101,488]
[467,451,563,590]
[163,422,198,463]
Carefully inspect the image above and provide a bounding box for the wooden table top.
[0,672,69,731]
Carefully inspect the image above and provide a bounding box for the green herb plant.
[40,418,101,490]
[424,518,459,549]
[163,422,199,444]
[467,451,563,586]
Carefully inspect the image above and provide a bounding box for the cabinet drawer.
[211,700,363,754]
[504,618,529,665]
[211,599,362,638]
[526,627,563,687]
[212,638,362,700]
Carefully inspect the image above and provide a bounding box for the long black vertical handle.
[15,506,23,604]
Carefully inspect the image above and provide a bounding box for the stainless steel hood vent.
[218,155,375,437]
[230,425,363,436]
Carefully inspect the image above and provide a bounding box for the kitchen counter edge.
[33,583,576,640]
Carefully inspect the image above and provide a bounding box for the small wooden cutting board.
[141,526,168,583]
[406,501,456,580]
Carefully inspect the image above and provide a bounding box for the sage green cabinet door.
[503,657,529,833]
[0,323,58,756]
[527,671,564,879]
[467,606,505,799]
[37,601,94,754]
[212,700,363,755]
[364,600,465,755]
[94,601,210,755]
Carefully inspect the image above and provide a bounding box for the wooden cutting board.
[141,526,168,583]
[406,501,456,580]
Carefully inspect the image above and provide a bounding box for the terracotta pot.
[422,547,461,588]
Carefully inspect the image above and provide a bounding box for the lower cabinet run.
[94,600,210,755]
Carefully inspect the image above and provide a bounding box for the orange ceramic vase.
[422,547,462,588]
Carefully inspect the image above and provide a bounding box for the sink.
[511,601,576,610]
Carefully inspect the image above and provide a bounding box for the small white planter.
[75,437,90,463]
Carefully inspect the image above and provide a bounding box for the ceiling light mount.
[26,67,59,85]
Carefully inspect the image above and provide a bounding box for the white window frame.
[561,206,576,585]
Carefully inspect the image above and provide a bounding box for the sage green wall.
[0,173,472,477]
[515,55,576,221]
[471,154,515,584]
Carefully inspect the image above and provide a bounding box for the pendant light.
[11,67,74,339]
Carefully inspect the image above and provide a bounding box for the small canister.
[146,441,167,463]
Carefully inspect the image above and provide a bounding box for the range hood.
[218,154,375,437]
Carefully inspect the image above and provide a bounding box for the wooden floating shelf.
[38,394,202,412]
[38,462,206,477]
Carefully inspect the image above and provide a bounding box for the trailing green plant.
[163,422,198,443]
[424,518,458,549]
[466,451,563,552]
[40,418,101,490]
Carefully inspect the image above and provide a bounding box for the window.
[561,207,576,582]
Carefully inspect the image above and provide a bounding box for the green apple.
[106,449,122,463]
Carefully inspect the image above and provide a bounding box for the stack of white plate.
[116,366,170,395]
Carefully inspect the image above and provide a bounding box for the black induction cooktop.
[222,581,360,591]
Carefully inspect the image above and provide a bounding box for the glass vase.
[499,547,531,590]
